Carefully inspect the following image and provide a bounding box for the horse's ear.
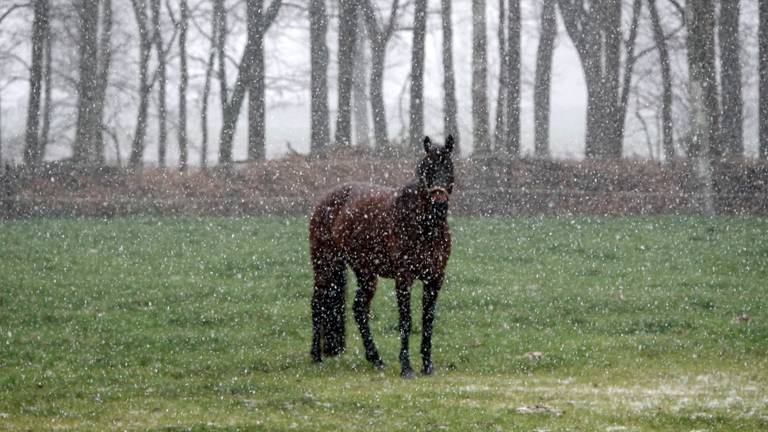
[445,135,454,154]
[423,136,432,153]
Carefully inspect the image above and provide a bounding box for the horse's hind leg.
[310,288,324,363]
[353,271,384,368]
[311,254,347,361]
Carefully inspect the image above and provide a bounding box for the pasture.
[0,216,767,431]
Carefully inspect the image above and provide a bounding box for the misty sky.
[0,0,762,163]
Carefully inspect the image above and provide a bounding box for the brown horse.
[309,135,455,378]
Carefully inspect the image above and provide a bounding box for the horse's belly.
[343,236,396,277]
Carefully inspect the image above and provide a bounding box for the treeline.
[0,0,766,171]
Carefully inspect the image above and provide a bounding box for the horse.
[309,135,455,378]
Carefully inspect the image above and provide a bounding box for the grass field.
[1,216,767,431]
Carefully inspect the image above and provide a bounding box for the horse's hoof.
[373,359,386,369]
[400,368,416,379]
[422,364,434,376]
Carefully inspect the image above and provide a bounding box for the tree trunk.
[409,0,427,150]
[201,0,220,169]
[219,0,281,167]
[647,0,674,161]
[247,33,266,160]
[310,0,330,153]
[687,0,717,214]
[361,0,401,150]
[493,0,506,151]
[603,0,621,158]
[24,0,49,168]
[129,0,153,168]
[616,0,642,158]
[93,0,112,163]
[215,0,228,119]
[369,41,389,148]
[334,0,358,147]
[472,0,490,155]
[151,0,168,168]
[247,0,266,162]
[558,0,633,159]
[40,2,53,163]
[352,12,370,147]
[504,0,520,156]
[719,0,743,156]
[0,92,3,167]
[534,0,556,158]
[583,75,607,158]
[441,0,459,150]
[178,0,189,170]
[687,0,720,158]
[74,0,101,166]
[761,0,768,159]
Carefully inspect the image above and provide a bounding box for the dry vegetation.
[2,153,768,217]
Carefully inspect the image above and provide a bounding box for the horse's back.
[309,183,397,272]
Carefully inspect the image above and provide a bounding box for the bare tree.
[246,0,282,162]
[493,0,506,151]
[178,0,190,170]
[687,0,719,159]
[504,0,520,156]
[1,4,30,166]
[23,0,49,168]
[218,0,282,166]
[352,12,370,148]
[93,0,112,163]
[0,91,3,166]
[150,0,169,167]
[200,0,220,169]
[129,0,155,168]
[409,0,427,151]
[360,0,401,149]
[334,0,358,147]
[616,0,642,151]
[310,0,330,153]
[472,0,490,155]
[762,0,768,159]
[441,0,459,151]
[215,0,228,115]
[647,0,674,161]
[0,3,29,25]
[687,0,717,213]
[39,4,53,162]
[534,0,556,158]
[719,0,743,156]
[558,0,641,159]
[74,0,103,165]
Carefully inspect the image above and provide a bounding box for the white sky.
[0,0,761,164]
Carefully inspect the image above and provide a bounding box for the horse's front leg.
[420,277,442,375]
[395,277,415,378]
[353,271,384,368]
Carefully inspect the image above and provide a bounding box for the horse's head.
[417,135,455,218]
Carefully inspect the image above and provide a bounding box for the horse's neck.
[394,181,447,235]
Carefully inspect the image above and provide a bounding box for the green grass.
[1,216,767,431]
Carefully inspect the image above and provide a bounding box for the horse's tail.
[311,259,347,358]
[309,186,352,360]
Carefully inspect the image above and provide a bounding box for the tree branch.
[0,3,30,25]
[263,0,283,32]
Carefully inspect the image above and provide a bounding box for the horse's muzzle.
[430,187,450,204]
[430,187,450,218]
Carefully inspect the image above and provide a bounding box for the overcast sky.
[0,0,762,163]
